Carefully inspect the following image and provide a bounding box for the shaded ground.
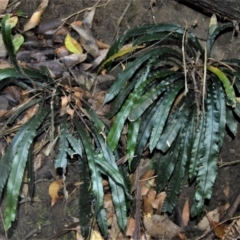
[1,0,240,239]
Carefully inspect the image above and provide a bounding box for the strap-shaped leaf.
[74,120,104,212]
[89,124,127,231]
[108,65,151,118]
[104,49,158,104]
[206,23,233,57]
[149,81,184,152]
[226,106,238,136]
[5,108,48,230]
[67,133,82,157]
[189,112,205,181]
[214,78,226,147]
[208,66,236,107]
[55,117,68,169]
[107,83,141,151]
[131,99,163,171]
[127,119,140,168]
[96,208,108,238]
[157,98,192,152]
[191,82,220,216]
[129,72,182,121]
[155,138,180,193]
[78,152,92,238]
[162,113,194,213]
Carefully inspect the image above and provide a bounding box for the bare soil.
[1,0,240,239]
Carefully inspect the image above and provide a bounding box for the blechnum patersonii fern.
[104,16,240,215]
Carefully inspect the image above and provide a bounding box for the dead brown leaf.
[126,217,135,237]
[0,0,9,13]
[152,192,167,211]
[182,198,190,227]
[143,196,153,215]
[49,179,63,206]
[23,0,49,32]
[17,104,39,125]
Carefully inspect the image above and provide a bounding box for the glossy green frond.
[74,121,104,213]
[55,117,68,169]
[5,108,48,230]
[191,82,220,216]
[149,81,183,152]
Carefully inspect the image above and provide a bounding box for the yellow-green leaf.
[64,33,83,54]
[100,44,145,70]
[12,34,24,53]
[208,65,236,107]
[6,16,18,29]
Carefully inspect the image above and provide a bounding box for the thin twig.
[182,23,188,95]
[202,44,207,113]
[111,0,132,43]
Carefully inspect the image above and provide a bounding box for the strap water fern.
[104,18,238,215]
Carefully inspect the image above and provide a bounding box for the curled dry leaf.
[17,104,39,125]
[23,0,49,32]
[49,179,63,206]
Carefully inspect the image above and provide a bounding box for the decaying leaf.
[71,22,99,58]
[23,0,49,32]
[223,218,240,240]
[49,179,63,206]
[126,217,135,237]
[182,198,190,227]
[65,34,83,54]
[143,214,182,239]
[143,196,153,215]
[0,0,9,14]
[17,104,39,125]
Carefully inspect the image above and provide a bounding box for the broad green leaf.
[55,117,68,169]
[208,66,236,107]
[149,81,183,152]
[6,16,18,29]
[191,82,220,216]
[5,108,48,230]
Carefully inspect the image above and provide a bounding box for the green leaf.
[157,98,192,152]
[96,208,108,237]
[67,134,82,157]
[74,120,104,212]
[189,112,205,181]
[12,34,24,52]
[206,22,233,57]
[129,72,182,121]
[104,48,174,104]
[55,117,68,169]
[107,83,141,151]
[127,119,140,168]
[5,108,48,230]
[149,81,183,152]
[226,106,238,136]
[88,123,127,231]
[191,82,220,216]
[208,66,236,107]
[163,115,193,213]
[78,152,92,238]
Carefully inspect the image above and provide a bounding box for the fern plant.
[104,17,239,215]
[0,15,129,238]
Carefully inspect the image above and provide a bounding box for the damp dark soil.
[1,0,240,239]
